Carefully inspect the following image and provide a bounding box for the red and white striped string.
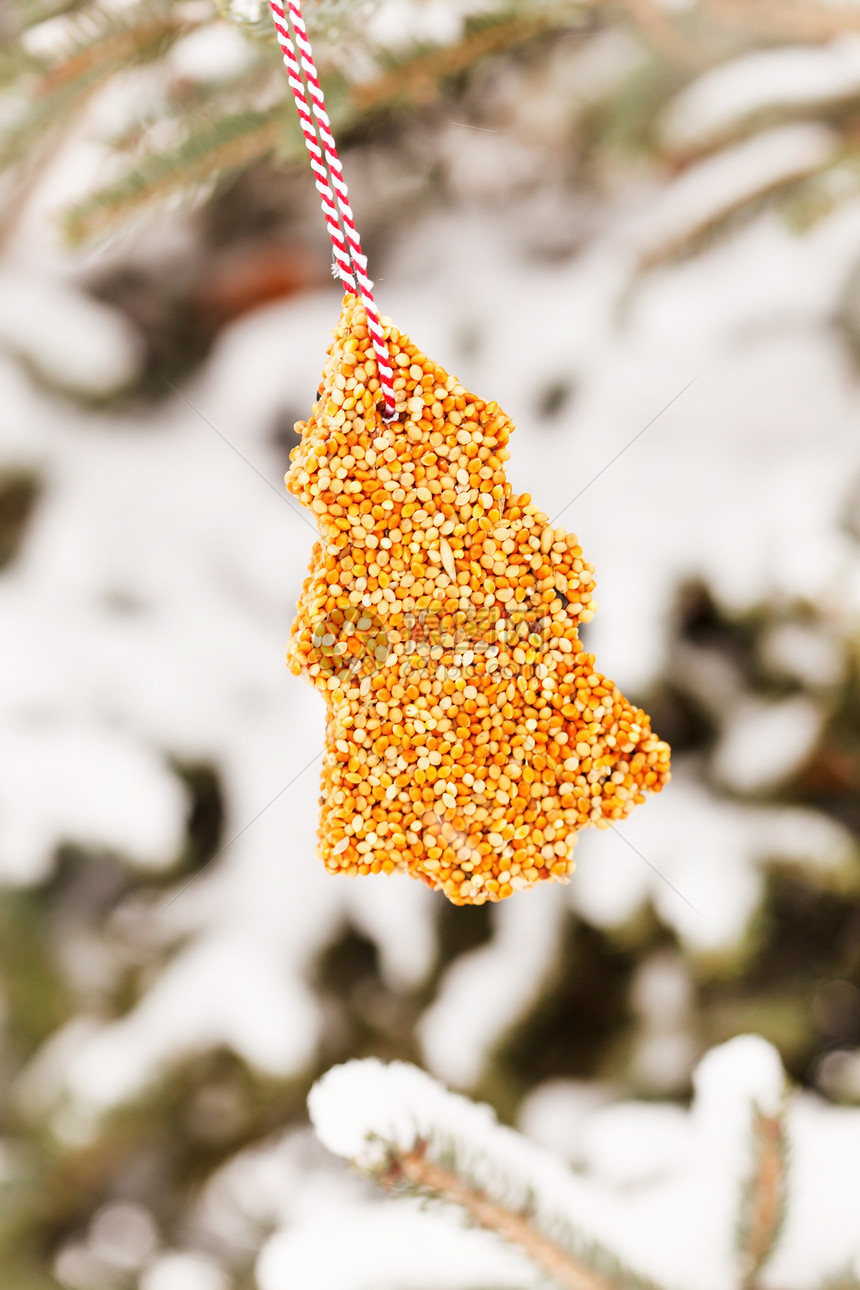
[268,0,396,419]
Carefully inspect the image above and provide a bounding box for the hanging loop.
[268,0,397,420]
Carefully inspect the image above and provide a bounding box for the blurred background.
[2,0,860,1286]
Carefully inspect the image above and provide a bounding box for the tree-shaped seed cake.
[286,296,670,905]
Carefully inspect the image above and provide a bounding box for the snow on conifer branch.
[309,1059,664,1290]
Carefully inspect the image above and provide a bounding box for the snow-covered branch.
[309,1059,660,1290]
[307,1040,860,1290]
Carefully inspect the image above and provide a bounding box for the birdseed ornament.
[271,0,670,905]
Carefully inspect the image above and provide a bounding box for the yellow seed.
[439,538,457,581]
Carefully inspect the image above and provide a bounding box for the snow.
[344,872,437,989]
[309,1042,777,1216]
[419,883,566,1087]
[258,1203,538,1290]
[759,1096,860,1286]
[198,1127,365,1241]
[579,1101,691,1185]
[0,719,188,885]
[65,931,324,1108]
[557,28,645,103]
[632,950,693,1023]
[4,11,860,1290]
[633,125,834,265]
[364,0,505,54]
[571,776,854,952]
[169,23,256,82]
[310,1058,466,1168]
[54,1245,113,1290]
[661,36,860,152]
[693,1033,785,1119]
[0,269,143,397]
[225,0,268,22]
[54,1201,161,1290]
[88,1203,158,1271]
[816,1048,860,1101]
[761,619,846,688]
[439,124,549,203]
[760,620,845,688]
[20,9,104,59]
[629,952,696,1091]
[712,695,823,793]
[518,1079,617,1164]
[140,1254,229,1290]
[633,1032,697,1093]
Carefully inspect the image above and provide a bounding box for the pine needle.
[64,108,286,244]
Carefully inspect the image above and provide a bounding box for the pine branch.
[310,1062,671,1290]
[378,1140,662,1290]
[351,2,599,111]
[39,6,192,94]
[63,108,285,244]
[736,1105,789,1290]
[0,1,204,171]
